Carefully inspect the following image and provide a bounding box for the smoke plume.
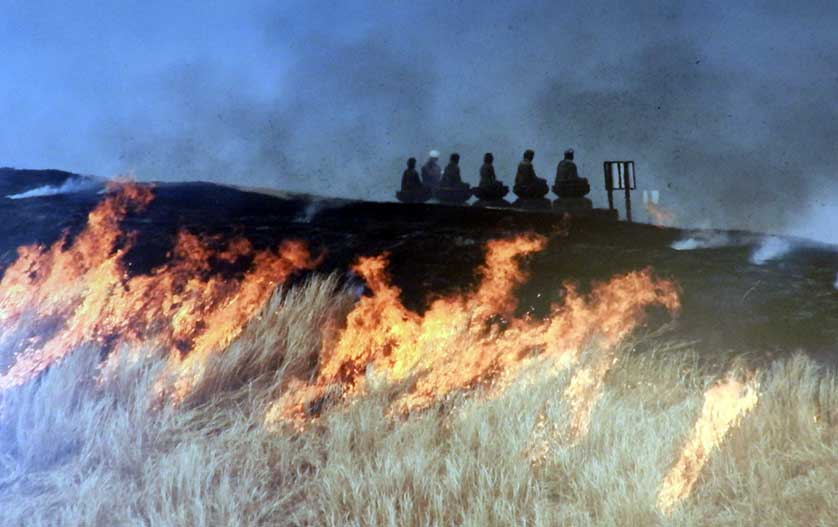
[7,177,101,200]
[2,1,838,238]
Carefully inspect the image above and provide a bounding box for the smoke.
[2,1,838,236]
[782,192,838,246]
[750,236,792,265]
[7,177,101,200]
[671,231,737,251]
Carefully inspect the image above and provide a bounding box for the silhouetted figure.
[421,150,442,189]
[435,152,471,204]
[513,149,549,199]
[552,148,591,199]
[473,152,509,203]
[479,152,498,187]
[401,157,422,190]
[441,153,463,186]
[555,149,579,181]
[396,157,432,203]
[552,148,592,214]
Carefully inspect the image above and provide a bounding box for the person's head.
[429,149,440,161]
[564,148,574,161]
[524,149,535,161]
[450,153,460,164]
[407,157,416,169]
[484,152,494,164]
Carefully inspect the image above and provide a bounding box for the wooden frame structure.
[603,161,637,222]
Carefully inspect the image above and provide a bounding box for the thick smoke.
[3,1,838,238]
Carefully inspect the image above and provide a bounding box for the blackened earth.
[2,169,837,370]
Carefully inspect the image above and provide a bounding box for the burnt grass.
[2,171,837,371]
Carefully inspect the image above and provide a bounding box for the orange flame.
[0,182,318,395]
[646,202,676,227]
[657,375,759,515]
[559,350,619,446]
[270,234,680,422]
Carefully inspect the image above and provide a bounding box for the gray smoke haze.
[3,0,838,237]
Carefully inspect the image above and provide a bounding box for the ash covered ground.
[2,168,836,368]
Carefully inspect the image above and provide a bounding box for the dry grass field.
[1,276,835,526]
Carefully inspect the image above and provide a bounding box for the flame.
[646,202,676,227]
[269,234,680,422]
[0,182,318,395]
[526,345,629,464]
[559,350,619,445]
[657,375,759,515]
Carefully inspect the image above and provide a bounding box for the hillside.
[1,170,835,368]
[0,169,836,526]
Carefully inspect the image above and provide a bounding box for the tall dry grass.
[0,276,836,526]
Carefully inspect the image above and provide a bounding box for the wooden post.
[604,162,614,211]
[624,162,633,223]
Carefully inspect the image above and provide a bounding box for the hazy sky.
[2,0,837,236]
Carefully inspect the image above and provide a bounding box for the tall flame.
[270,234,680,421]
[0,182,318,395]
[657,375,759,515]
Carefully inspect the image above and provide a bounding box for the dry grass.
[1,276,836,526]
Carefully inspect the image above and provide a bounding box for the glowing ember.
[270,234,680,422]
[657,375,759,516]
[0,182,318,394]
[646,202,676,227]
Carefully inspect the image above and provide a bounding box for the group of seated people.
[397,148,589,204]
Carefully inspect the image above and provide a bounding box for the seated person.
[552,148,590,198]
[421,150,442,189]
[396,157,431,202]
[401,157,423,191]
[555,149,579,181]
[474,152,508,200]
[436,153,471,203]
[441,153,468,188]
[513,149,548,198]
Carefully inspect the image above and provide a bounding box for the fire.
[0,182,318,395]
[270,234,680,422]
[526,341,636,463]
[657,375,759,516]
[646,202,676,227]
[559,349,618,445]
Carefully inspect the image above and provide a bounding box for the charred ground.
[2,169,837,369]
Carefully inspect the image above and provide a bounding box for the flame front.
[0,182,318,395]
[271,234,681,421]
[0,185,681,426]
[657,375,759,515]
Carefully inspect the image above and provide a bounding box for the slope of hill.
[1,170,835,367]
[0,169,836,526]
[0,167,100,198]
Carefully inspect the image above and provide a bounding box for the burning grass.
[271,235,680,422]
[0,185,836,525]
[0,182,319,398]
[0,278,836,526]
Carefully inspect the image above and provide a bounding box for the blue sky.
[2,0,837,234]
